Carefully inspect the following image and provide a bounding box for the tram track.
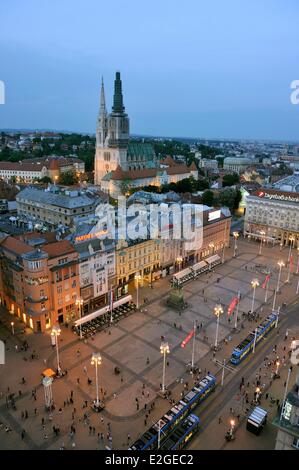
[187,301,298,449]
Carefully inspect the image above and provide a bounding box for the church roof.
[127,142,156,162]
[106,163,197,181]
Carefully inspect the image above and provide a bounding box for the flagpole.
[191,321,196,369]
[234,291,240,329]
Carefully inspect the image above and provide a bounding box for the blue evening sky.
[0,0,298,141]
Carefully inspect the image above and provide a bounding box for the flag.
[228,296,239,316]
[181,329,195,348]
[290,255,294,273]
[261,274,271,289]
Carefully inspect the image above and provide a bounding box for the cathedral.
[94,72,198,196]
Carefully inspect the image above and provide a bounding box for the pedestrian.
[218,416,222,424]
[21,429,25,440]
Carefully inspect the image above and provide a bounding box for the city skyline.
[0,0,299,141]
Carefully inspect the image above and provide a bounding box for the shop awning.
[173,267,192,280]
[191,261,207,272]
[74,294,132,327]
[205,254,220,265]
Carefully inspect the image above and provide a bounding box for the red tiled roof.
[110,164,196,181]
[0,236,32,255]
[42,240,76,258]
[163,156,176,167]
[251,188,299,198]
[0,161,44,172]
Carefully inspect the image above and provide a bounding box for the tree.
[222,173,240,187]
[218,188,242,211]
[58,170,78,186]
[197,178,210,191]
[202,190,214,206]
[37,176,52,184]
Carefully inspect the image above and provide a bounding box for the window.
[58,258,68,265]
[28,260,42,270]
[57,286,62,294]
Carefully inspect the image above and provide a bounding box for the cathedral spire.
[112,71,125,113]
[100,77,107,118]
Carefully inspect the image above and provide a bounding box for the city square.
[1,237,298,450]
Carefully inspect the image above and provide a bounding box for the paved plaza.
[0,237,299,450]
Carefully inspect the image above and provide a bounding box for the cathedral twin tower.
[94,72,130,185]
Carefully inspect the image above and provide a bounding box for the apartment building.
[0,235,80,332]
[16,185,102,228]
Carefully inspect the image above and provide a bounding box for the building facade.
[16,185,102,228]
[0,156,85,183]
[244,188,299,245]
[75,238,116,315]
[0,235,80,333]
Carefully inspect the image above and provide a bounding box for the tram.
[230,312,277,365]
[129,374,216,450]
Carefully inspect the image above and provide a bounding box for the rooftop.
[16,186,100,209]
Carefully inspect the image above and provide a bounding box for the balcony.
[25,296,48,303]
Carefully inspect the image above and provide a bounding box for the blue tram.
[230,312,277,365]
[129,374,216,450]
[160,414,200,450]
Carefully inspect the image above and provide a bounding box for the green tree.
[37,176,52,184]
[58,170,78,186]
[202,190,214,206]
[222,173,240,187]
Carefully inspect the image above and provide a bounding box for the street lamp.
[51,325,61,375]
[75,298,83,340]
[275,360,280,376]
[288,235,295,262]
[255,386,261,403]
[250,279,259,314]
[135,272,142,309]
[214,304,224,350]
[160,341,170,393]
[11,321,15,335]
[233,232,239,258]
[91,352,102,408]
[259,231,265,255]
[272,260,285,313]
[176,256,183,272]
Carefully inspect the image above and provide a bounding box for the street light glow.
[214,304,223,317]
[251,279,259,289]
[160,342,170,355]
[91,352,102,366]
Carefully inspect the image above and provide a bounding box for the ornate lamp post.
[134,272,142,309]
[288,235,295,262]
[259,231,265,255]
[160,341,170,393]
[51,325,61,375]
[214,304,224,350]
[233,232,239,258]
[91,352,102,408]
[250,279,259,314]
[75,298,83,339]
